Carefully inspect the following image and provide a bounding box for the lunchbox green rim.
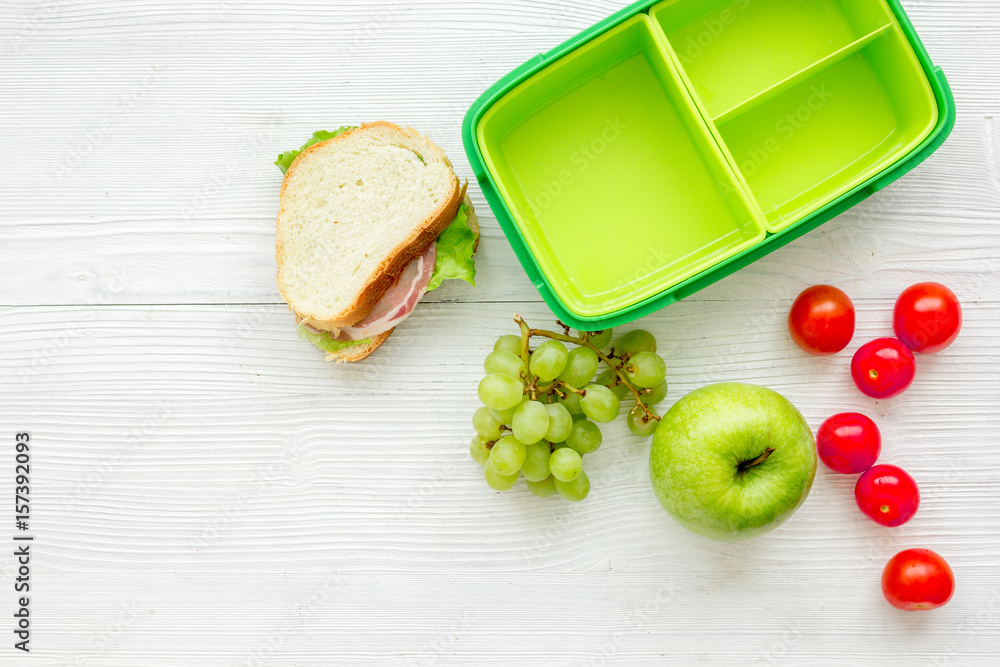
[461,0,956,331]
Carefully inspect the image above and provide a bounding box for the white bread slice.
[324,195,479,364]
[276,122,462,332]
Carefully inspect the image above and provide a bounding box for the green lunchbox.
[462,0,955,329]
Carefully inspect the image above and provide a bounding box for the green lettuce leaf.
[426,204,477,292]
[275,127,355,174]
[297,324,369,354]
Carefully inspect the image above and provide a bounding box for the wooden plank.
[0,1,998,306]
[2,300,1000,662]
[14,572,1000,666]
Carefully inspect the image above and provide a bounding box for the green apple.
[649,383,816,542]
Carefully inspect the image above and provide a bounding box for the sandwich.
[274,122,479,362]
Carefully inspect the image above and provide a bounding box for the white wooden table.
[2,1,999,664]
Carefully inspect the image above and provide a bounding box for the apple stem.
[739,448,776,472]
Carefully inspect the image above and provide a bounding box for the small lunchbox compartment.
[476,13,766,319]
[648,0,894,119]
[648,0,939,232]
[712,26,938,230]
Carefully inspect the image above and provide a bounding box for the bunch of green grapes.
[470,316,668,502]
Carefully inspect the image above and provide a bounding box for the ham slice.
[333,243,437,341]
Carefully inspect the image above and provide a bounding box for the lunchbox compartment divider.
[648,0,897,119]
[645,4,937,233]
[643,14,769,230]
[712,23,939,230]
[711,23,893,125]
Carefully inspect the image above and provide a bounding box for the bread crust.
[276,122,462,332]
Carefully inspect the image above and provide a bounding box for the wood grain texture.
[2,0,999,307]
[4,301,1000,665]
[1,0,1000,665]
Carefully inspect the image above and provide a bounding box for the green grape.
[596,369,630,401]
[572,412,588,422]
[491,396,526,425]
[522,442,551,482]
[577,328,613,349]
[484,350,527,380]
[529,340,569,382]
[473,407,503,440]
[581,384,620,423]
[551,441,571,449]
[478,373,524,411]
[644,380,668,406]
[527,476,558,498]
[559,392,584,415]
[512,400,550,445]
[625,351,667,389]
[484,464,518,491]
[558,346,600,388]
[627,407,660,438]
[566,419,602,454]
[555,471,590,502]
[489,435,526,476]
[470,435,492,466]
[549,447,583,483]
[619,329,657,354]
[543,402,573,443]
[494,334,523,357]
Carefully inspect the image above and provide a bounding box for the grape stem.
[513,314,660,422]
[546,382,587,397]
[516,316,532,366]
[524,375,585,402]
[485,425,513,450]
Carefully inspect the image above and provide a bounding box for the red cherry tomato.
[894,283,962,354]
[816,413,881,474]
[788,285,856,355]
[855,464,920,527]
[882,549,955,610]
[851,338,916,399]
